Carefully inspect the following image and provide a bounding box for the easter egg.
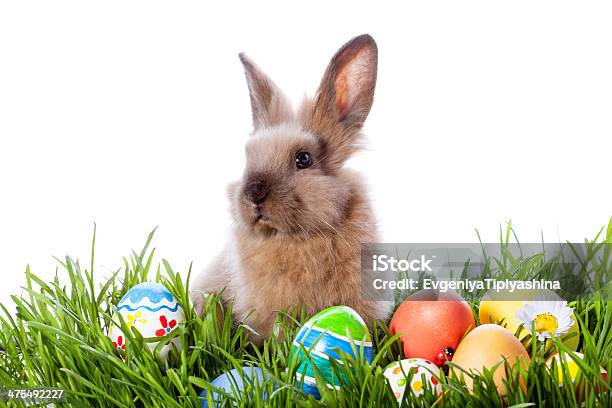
[200,367,273,407]
[292,306,373,399]
[479,289,579,350]
[546,352,607,395]
[451,324,530,394]
[107,282,184,353]
[389,290,475,367]
[384,358,442,402]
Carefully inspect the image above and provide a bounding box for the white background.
[1,1,611,308]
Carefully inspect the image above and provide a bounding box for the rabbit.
[190,34,391,344]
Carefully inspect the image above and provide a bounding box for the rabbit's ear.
[305,34,377,167]
[315,34,377,125]
[239,53,293,130]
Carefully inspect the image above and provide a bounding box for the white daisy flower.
[515,300,574,341]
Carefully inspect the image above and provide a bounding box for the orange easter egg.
[389,290,475,367]
[451,324,530,394]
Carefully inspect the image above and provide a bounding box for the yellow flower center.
[534,313,558,335]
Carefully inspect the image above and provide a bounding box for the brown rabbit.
[191,34,391,344]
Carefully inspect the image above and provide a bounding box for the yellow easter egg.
[479,289,579,350]
[546,352,608,400]
[546,352,607,385]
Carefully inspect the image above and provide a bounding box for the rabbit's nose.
[244,178,270,204]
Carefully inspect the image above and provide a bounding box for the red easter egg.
[389,290,475,366]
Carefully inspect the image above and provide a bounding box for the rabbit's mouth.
[253,206,265,222]
[254,213,269,225]
[252,206,274,227]
[251,211,278,236]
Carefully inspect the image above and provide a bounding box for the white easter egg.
[107,282,184,352]
[384,358,441,402]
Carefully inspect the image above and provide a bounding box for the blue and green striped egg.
[292,306,373,398]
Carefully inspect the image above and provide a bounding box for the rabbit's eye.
[295,152,313,169]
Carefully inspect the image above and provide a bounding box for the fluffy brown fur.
[191,34,391,344]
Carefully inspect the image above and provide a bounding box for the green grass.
[0,221,611,407]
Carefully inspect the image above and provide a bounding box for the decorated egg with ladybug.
[107,282,185,353]
[389,290,475,367]
[384,358,442,402]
